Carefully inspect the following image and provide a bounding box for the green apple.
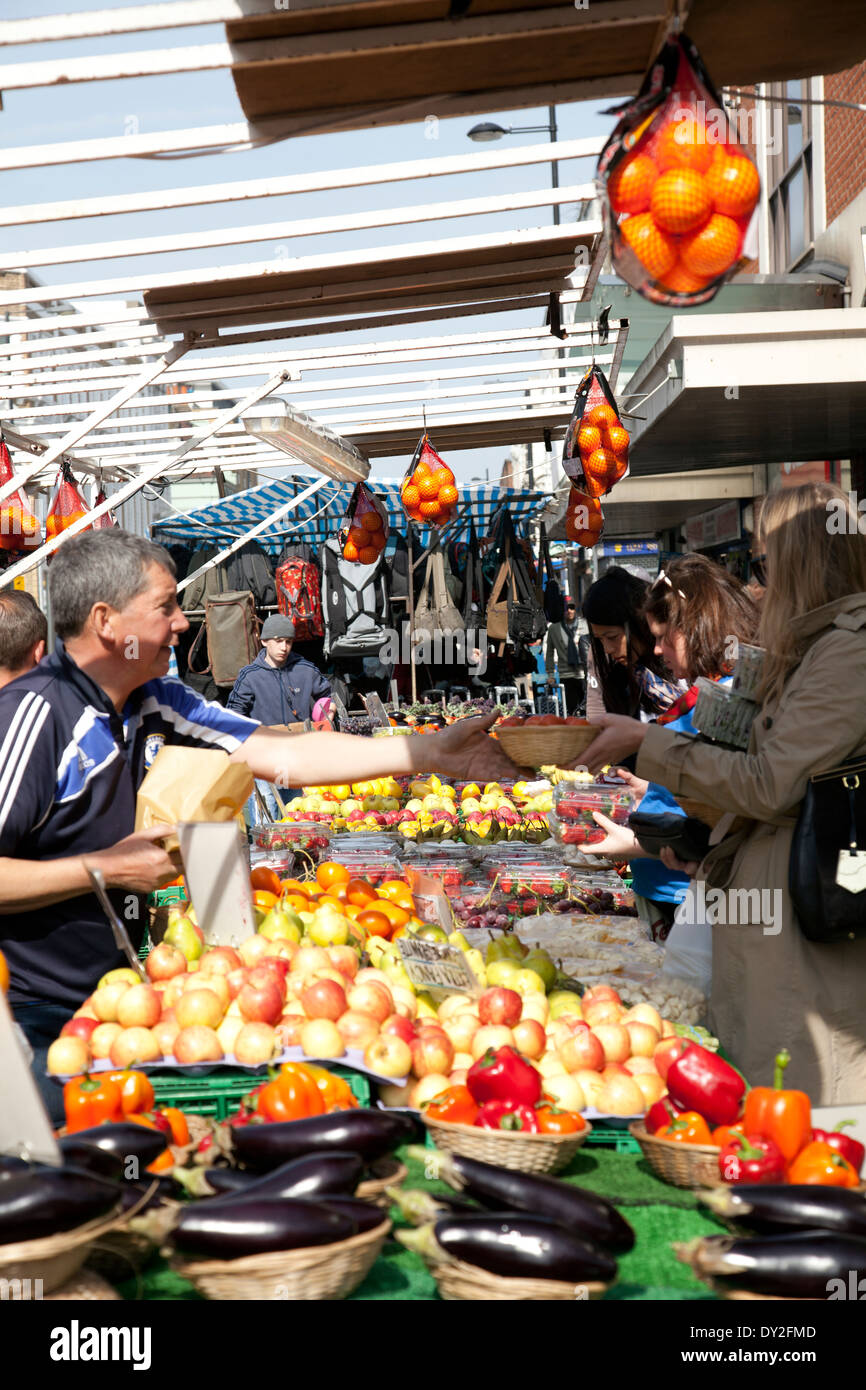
[259,906,303,943]
[548,989,584,1020]
[486,958,522,988]
[97,966,141,989]
[164,913,205,963]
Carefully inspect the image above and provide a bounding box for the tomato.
[346,877,378,907]
[250,866,283,897]
[356,910,393,939]
[252,889,280,910]
[376,880,414,910]
[316,861,351,891]
[282,893,309,913]
[373,899,411,929]
[280,878,311,898]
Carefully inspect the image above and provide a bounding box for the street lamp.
[467,106,560,224]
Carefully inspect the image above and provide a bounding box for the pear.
[97,966,142,990]
[259,905,303,943]
[164,913,204,962]
[513,967,546,996]
[522,950,556,991]
[307,912,350,947]
[486,958,522,988]
[461,783,481,801]
[464,949,487,986]
[448,930,470,952]
[415,991,439,1019]
[548,990,584,1019]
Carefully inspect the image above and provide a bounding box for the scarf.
[656,673,726,726]
[634,663,683,717]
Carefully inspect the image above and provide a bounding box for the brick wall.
[824,61,866,224]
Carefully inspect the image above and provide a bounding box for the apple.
[160,976,188,1010]
[266,940,299,965]
[547,1019,577,1053]
[390,987,418,1021]
[326,946,360,981]
[300,1018,345,1059]
[346,982,393,1025]
[558,1027,605,1073]
[592,1024,632,1064]
[173,1025,224,1064]
[91,983,131,1023]
[547,990,583,1020]
[575,1069,605,1107]
[409,1074,451,1109]
[583,985,622,1007]
[448,1069,468,1087]
[379,1080,415,1107]
[625,1056,658,1076]
[186,972,232,1011]
[364,1035,412,1078]
[381,1013,416,1045]
[234,1022,278,1066]
[601,1062,631,1079]
[583,1001,625,1029]
[275,1014,307,1049]
[73,999,100,1023]
[437,994,476,1023]
[175,987,225,1031]
[519,994,550,1026]
[300,978,347,1022]
[354,968,393,990]
[511,1018,546,1059]
[597,1074,646,1117]
[410,1030,454,1078]
[336,1010,380,1050]
[238,980,284,1027]
[623,1003,663,1033]
[442,1013,481,1054]
[46,1036,90,1076]
[245,965,288,1006]
[660,1019,677,1038]
[152,1017,181,1056]
[60,1016,99,1044]
[90,1022,123,1059]
[293,945,331,977]
[542,1073,587,1113]
[110,1026,161,1068]
[199,946,243,977]
[538,1053,567,1079]
[477,987,522,1028]
[470,1025,514,1061]
[625,1022,661,1057]
[451,1052,474,1072]
[238,935,273,968]
[654,1036,689,1082]
[633,1073,667,1107]
[98,967,141,990]
[145,943,188,982]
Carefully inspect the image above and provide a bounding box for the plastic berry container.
[692,679,758,751]
[731,644,765,702]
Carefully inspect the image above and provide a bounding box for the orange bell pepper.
[159,1107,190,1147]
[301,1064,359,1112]
[658,1111,714,1145]
[535,1105,586,1136]
[256,1063,327,1122]
[63,1073,123,1133]
[712,1122,745,1148]
[425,1086,479,1126]
[104,1069,155,1116]
[787,1140,860,1187]
[124,1113,174,1173]
[743,1049,811,1164]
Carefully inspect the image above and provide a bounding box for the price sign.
[331,694,351,729]
[363,692,391,728]
[397,938,479,996]
[0,991,61,1164]
[178,821,257,948]
[404,868,452,932]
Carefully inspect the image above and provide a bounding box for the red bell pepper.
[811,1121,865,1178]
[718,1133,786,1185]
[474,1099,540,1132]
[645,1097,687,1135]
[467,1046,542,1108]
[666,1043,746,1128]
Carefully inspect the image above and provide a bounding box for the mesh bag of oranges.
[561,366,629,500]
[401,437,459,528]
[339,481,389,564]
[564,487,604,548]
[0,435,41,553]
[45,461,91,542]
[598,32,760,305]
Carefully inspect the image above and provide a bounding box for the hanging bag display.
[187,590,261,689]
[321,535,390,658]
[45,461,91,540]
[91,486,117,530]
[486,513,547,647]
[413,541,465,640]
[789,757,866,945]
[401,436,460,529]
[340,482,389,563]
[0,434,41,552]
[562,366,630,498]
[539,522,565,624]
[461,520,486,629]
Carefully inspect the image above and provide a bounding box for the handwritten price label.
[397,938,478,995]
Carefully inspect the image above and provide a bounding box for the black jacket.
[227,650,331,725]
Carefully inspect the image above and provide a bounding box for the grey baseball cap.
[261,615,296,640]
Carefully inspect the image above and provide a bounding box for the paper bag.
[135,747,254,852]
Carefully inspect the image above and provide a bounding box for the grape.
[467,915,482,930]
[494,913,510,929]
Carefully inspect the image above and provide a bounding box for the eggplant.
[675,1231,866,1299]
[0,1166,121,1245]
[209,1152,366,1205]
[57,1137,126,1183]
[230,1110,414,1171]
[413,1146,634,1253]
[0,1155,33,1182]
[389,1187,478,1225]
[702,1183,866,1239]
[117,1177,180,1215]
[59,1122,168,1172]
[172,1197,356,1260]
[398,1216,617,1284]
[315,1197,390,1235]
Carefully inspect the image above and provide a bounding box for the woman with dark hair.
[582,566,681,722]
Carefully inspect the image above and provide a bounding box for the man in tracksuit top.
[0,530,519,1119]
[227,615,334,818]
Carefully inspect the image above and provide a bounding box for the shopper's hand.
[581,714,647,775]
[423,711,530,783]
[87,824,181,893]
[612,766,650,800]
[660,846,700,877]
[579,812,639,861]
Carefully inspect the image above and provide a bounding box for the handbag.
[486,512,546,647]
[790,756,866,943]
[414,542,465,639]
[540,522,565,623]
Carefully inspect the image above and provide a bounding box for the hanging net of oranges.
[598,32,760,306]
[339,481,389,564]
[401,438,459,528]
[565,488,604,549]
[0,435,42,553]
[562,365,629,500]
[45,462,92,542]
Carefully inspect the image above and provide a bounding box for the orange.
[402,484,420,509]
[418,475,440,501]
[650,167,712,235]
[680,214,740,278]
[346,877,378,907]
[586,402,618,431]
[358,545,379,564]
[658,260,713,294]
[431,467,455,491]
[316,861,351,891]
[369,530,386,552]
[342,902,363,921]
[705,152,760,219]
[250,865,283,896]
[281,878,311,896]
[412,459,432,481]
[606,424,630,456]
[654,116,714,174]
[356,909,393,939]
[419,500,441,520]
[348,525,367,548]
[619,212,677,280]
[373,899,411,929]
[361,510,382,532]
[377,879,414,909]
[439,484,459,507]
[607,150,658,215]
[343,540,360,562]
[253,890,280,910]
[317,894,346,912]
[577,424,602,456]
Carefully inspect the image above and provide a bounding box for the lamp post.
[468,105,560,224]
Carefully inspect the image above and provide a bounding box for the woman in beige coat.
[583,483,866,1103]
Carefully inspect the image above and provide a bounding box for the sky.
[0,1,619,486]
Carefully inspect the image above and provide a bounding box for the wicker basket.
[496,725,599,769]
[629,1122,721,1188]
[424,1117,590,1175]
[46,1269,122,1301]
[431,1255,609,1301]
[171,1220,390,1301]
[0,1208,123,1295]
[356,1157,408,1209]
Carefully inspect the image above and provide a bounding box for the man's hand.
[423,712,530,783]
[88,824,181,894]
[582,714,647,775]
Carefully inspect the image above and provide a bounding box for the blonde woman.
[582,484,866,1102]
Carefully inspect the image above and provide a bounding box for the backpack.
[180,545,223,613]
[321,535,390,658]
[187,590,261,688]
[385,532,411,605]
[275,545,324,641]
[224,540,276,609]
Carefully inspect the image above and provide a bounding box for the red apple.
[234,1022,278,1065]
[410,1030,455,1078]
[247,964,288,1004]
[381,1013,416,1045]
[46,1036,90,1076]
[633,1073,666,1107]
[293,945,331,977]
[300,978,347,1022]
[597,1073,646,1117]
[184,973,231,1012]
[592,1024,631,1064]
[354,968,393,989]
[583,1000,624,1028]
[477,987,522,1029]
[625,1022,661,1057]
[390,987,418,1020]
[173,1025,224,1064]
[409,1074,451,1109]
[91,983,131,1023]
[654,1036,689,1081]
[583,985,622,1006]
[225,968,247,1001]
[364,1035,412,1078]
[238,979,284,1026]
[60,1016,99,1044]
[326,946,360,981]
[161,976,187,1010]
[199,945,243,977]
[511,1018,546,1059]
[346,982,393,1025]
[260,957,292,981]
[110,1026,161,1068]
[335,1010,380,1050]
[558,1028,605,1073]
[153,1017,181,1055]
[275,1014,307,1049]
[175,987,225,1031]
[625,1056,658,1076]
[622,1003,663,1033]
[601,1062,631,1079]
[238,935,273,968]
[145,943,188,982]
[437,994,476,1023]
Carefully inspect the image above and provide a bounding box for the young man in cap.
[227,615,335,818]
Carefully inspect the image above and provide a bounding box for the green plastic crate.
[584,1123,641,1153]
[149,1064,371,1120]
